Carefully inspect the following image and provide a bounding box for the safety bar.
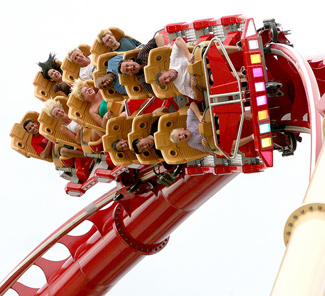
[202,36,245,159]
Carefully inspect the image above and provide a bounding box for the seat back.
[10,111,53,162]
[144,46,180,99]
[118,49,152,99]
[102,116,138,166]
[38,97,81,148]
[93,52,125,101]
[154,107,209,164]
[128,113,164,164]
[67,80,125,132]
[61,44,92,85]
[90,27,128,67]
[144,45,194,99]
[33,61,63,101]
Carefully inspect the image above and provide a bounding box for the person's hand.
[191,76,198,88]
[202,137,208,146]
[188,53,195,63]
[104,111,112,120]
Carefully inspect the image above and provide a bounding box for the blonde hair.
[71,78,90,99]
[170,128,182,143]
[67,47,83,62]
[97,29,113,44]
[43,99,62,118]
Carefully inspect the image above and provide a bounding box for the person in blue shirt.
[95,55,126,95]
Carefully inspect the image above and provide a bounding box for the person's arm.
[175,37,194,62]
[201,137,211,153]
[39,140,52,159]
[89,107,111,129]
[189,102,204,122]
[154,34,165,47]
[61,125,81,145]
[191,76,204,102]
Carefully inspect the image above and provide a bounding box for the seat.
[10,111,53,162]
[38,97,81,148]
[144,46,181,99]
[118,49,152,100]
[67,80,125,133]
[128,113,164,165]
[33,61,63,102]
[61,44,92,85]
[144,45,195,99]
[102,116,138,166]
[154,107,209,164]
[92,52,125,101]
[90,27,134,67]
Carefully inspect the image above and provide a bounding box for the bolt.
[319,206,323,210]
[288,223,292,227]
[293,215,298,219]
[286,232,291,235]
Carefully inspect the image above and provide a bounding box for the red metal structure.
[2,15,324,296]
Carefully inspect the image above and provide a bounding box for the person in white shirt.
[67,47,96,81]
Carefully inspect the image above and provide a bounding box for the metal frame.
[202,36,245,159]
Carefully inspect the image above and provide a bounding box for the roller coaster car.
[67,16,284,196]
[61,44,92,85]
[90,27,142,68]
[5,16,324,296]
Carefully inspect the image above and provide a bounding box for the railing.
[202,36,245,159]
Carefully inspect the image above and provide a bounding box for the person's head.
[112,139,129,152]
[23,120,39,135]
[43,99,65,119]
[155,70,177,87]
[95,74,113,90]
[97,29,117,48]
[71,78,95,100]
[38,53,63,81]
[67,48,90,66]
[132,137,154,154]
[118,59,141,76]
[170,127,191,143]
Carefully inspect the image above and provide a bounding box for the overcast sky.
[0,1,323,295]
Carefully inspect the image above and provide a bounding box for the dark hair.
[112,140,120,152]
[23,119,34,131]
[38,53,62,80]
[155,71,164,87]
[132,138,141,154]
[117,59,127,75]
